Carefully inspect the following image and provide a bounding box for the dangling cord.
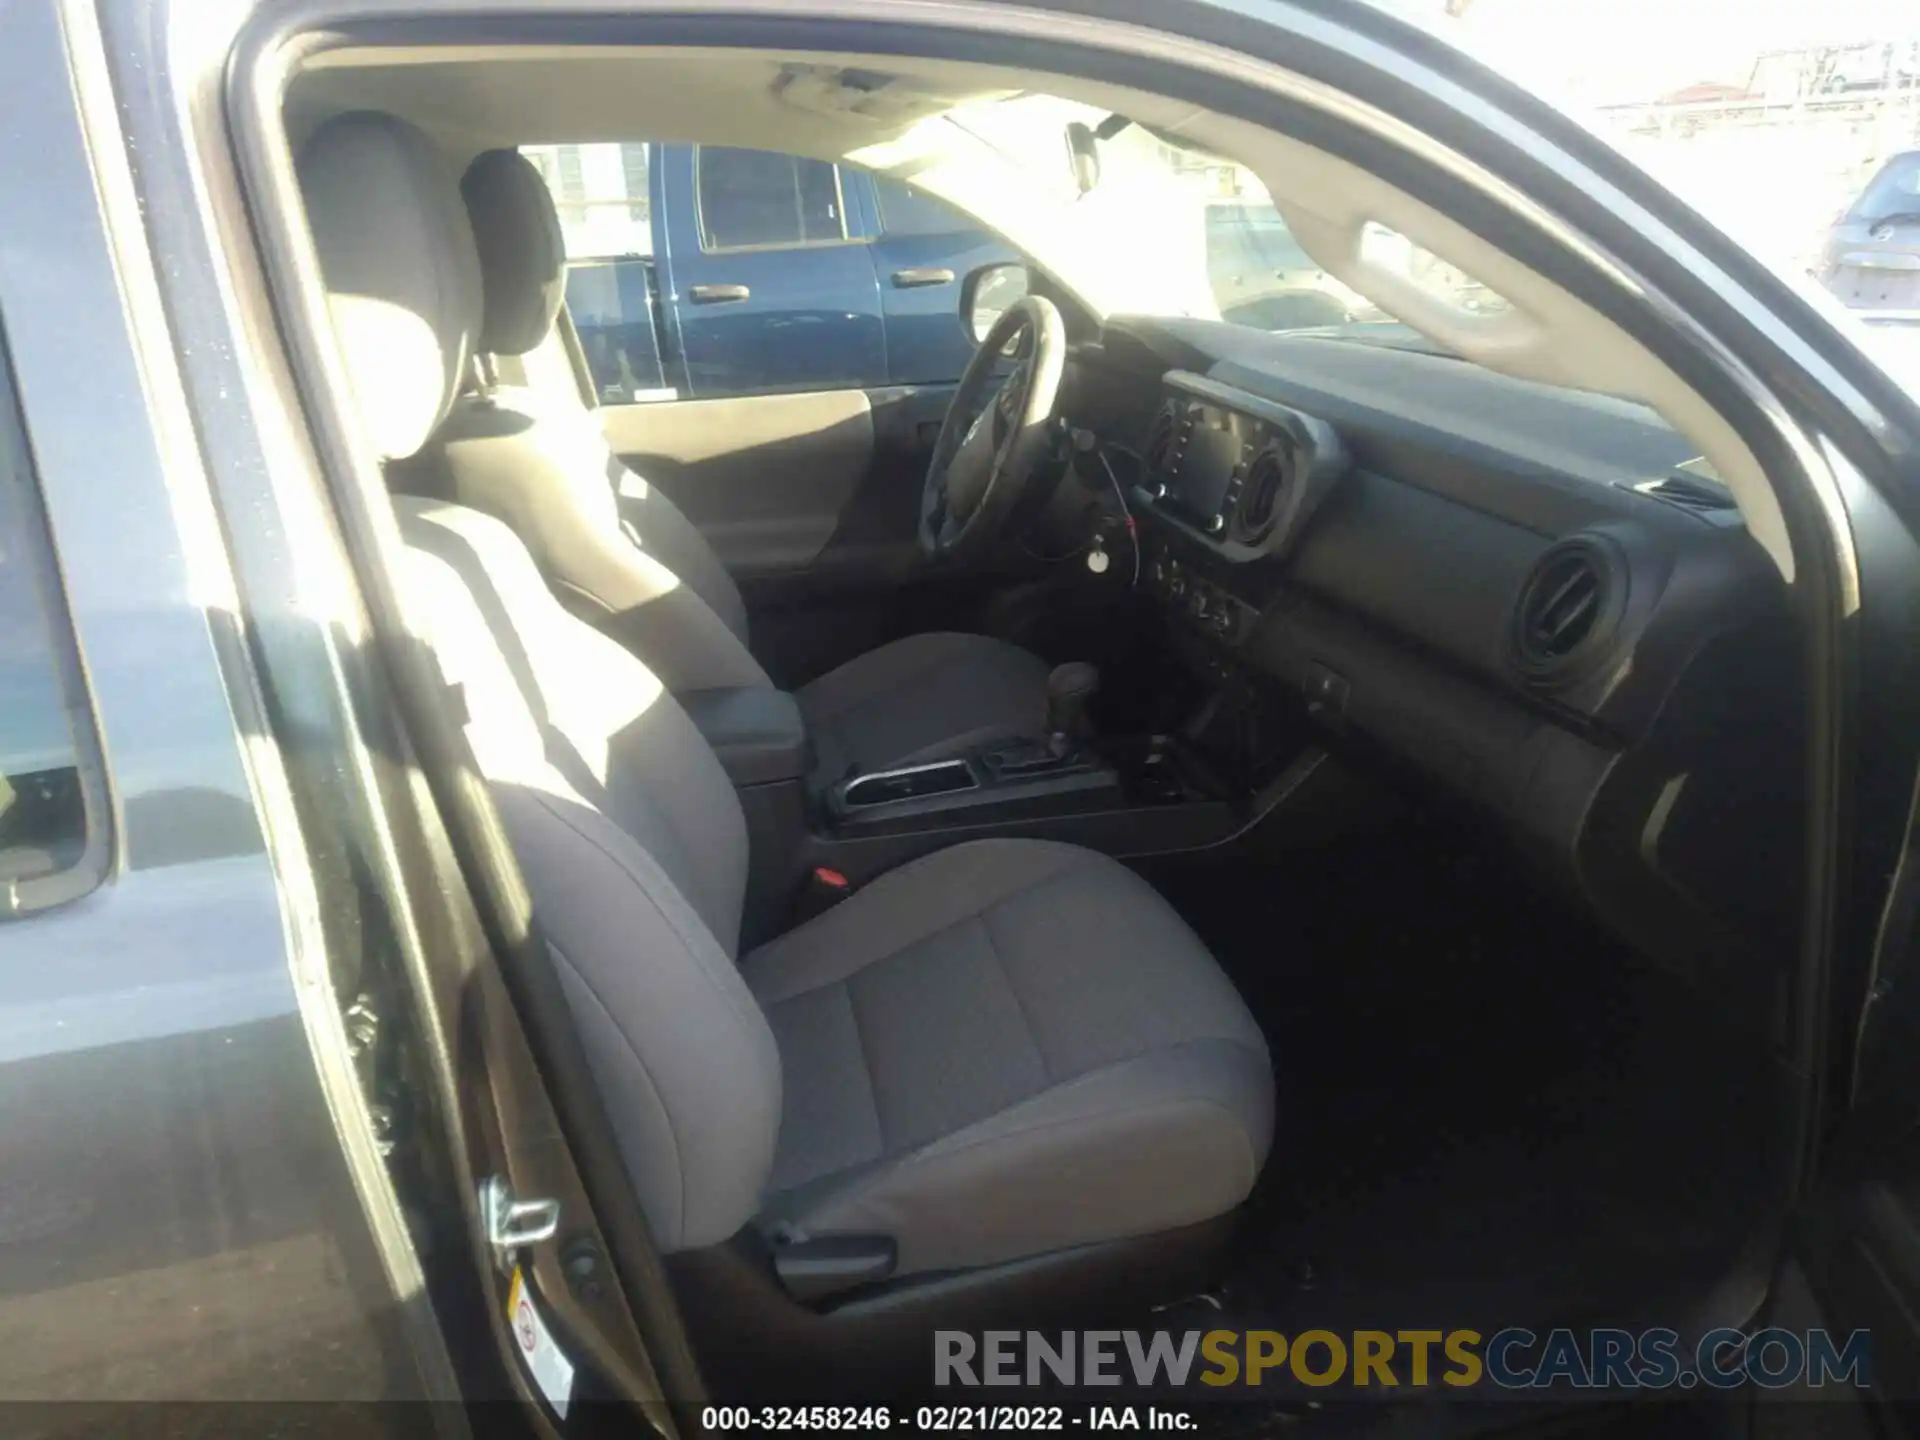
[1097,448,1142,590]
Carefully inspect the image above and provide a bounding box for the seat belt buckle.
[792,866,853,924]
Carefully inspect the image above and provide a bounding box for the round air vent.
[1238,445,1290,536]
[1143,404,1178,476]
[1509,537,1626,685]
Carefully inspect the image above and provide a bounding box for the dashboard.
[1061,317,1802,993]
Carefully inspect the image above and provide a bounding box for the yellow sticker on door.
[508,1266,576,1417]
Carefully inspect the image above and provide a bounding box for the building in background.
[1369,0,1920,280]
[521,143,654,258]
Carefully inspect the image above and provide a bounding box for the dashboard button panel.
[1141,536,1258,648]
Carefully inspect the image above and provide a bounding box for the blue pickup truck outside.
[561,144,1017,402]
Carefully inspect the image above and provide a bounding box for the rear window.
[697,148,847,250]
[0,328,108,913]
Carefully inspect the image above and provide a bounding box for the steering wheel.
[918,294,1068,557]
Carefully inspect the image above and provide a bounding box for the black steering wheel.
[918,294,1068,557]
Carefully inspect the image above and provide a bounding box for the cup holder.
[839,759,979,809]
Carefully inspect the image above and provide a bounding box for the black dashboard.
[1063,316,1802,996]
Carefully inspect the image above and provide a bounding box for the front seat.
[390,143,1054,779]
[300,112,1274,1383]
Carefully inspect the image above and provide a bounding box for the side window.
[872,175,976,237]
[522,143,653,260]
[523,143,666,404]
[697,147,848,251]
[0,330,108,912]
[566,260,669,404]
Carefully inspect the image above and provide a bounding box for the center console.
[689,654,1268,945]
[825,661,1125,832]
[804,721,1252,891]
[827,744,1122,834]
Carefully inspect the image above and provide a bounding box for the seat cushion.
[740,839,1274,1276]
[797,632,1050,783]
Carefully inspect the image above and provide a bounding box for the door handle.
[891,267,956,289]
[689,283,751,304]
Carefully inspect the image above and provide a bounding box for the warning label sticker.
[507,1266,576,1418]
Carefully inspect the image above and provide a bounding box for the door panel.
[600,390,875,576]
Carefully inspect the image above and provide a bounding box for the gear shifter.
[1045,662,1101,758]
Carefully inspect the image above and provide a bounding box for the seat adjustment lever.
[773,1234,898,1303]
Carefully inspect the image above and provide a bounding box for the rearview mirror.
[965,263,1030,344]
[1065,121,1102,196]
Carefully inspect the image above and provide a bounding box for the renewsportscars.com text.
[934,1327,1872,1392]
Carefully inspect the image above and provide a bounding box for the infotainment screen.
[1171,411,1240,521]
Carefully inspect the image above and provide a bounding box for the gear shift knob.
[1045,662,1100,757]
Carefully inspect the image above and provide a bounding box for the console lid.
[680,687,811,787]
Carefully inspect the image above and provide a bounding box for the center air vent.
[1510,537,1626,685]
[1143,404,1178,476]
[1635,473,1737,515]
[1238,445,1290,535]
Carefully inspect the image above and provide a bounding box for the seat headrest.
[461,149,567,358]
[298,112,481,461]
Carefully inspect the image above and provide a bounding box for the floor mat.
[1138,823,1782,1339]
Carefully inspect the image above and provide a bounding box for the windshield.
[854,93,1493,352]
[1353,0,1920,334]
[1851,153,1920,223]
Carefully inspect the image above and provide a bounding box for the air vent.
[1239,446,1289,535]
[1510,538,1624,685]
[1143,404,1178,476]
[1635,472,1736,515]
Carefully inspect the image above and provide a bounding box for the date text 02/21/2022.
[699,1405,1196,1430]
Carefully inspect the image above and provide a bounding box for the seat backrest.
[389,147,767,693]
[300,112,781,1253]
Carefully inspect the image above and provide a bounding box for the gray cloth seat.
[389,145,1054,774]
[745,840,1273,1275]
[300,111,1273,1284]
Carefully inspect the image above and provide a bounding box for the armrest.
[680,687,810,787]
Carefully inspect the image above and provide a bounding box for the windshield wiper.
[1861,210,1920,228]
